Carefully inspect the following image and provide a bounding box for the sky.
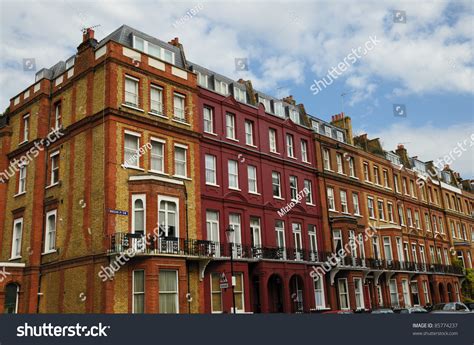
[1,0,473,177]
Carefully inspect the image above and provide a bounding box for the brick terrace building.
[0,25,472,314]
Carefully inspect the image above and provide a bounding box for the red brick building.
[0,25,472,314]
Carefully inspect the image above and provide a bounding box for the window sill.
[19,140,29,146]
[307,203,316,206]
[270,151,280,155]
[273,196,284,200]
[148,170,167,176]
[206,183,220,187]
[324,168,333,172]
[287,156,297,160]
[42,250,57,255]
[172,118,191,126]
[354,214,363,218]
[341,212,352,215]
[14,192,26,198]
[227,137,239,142]
[122,103,144,112]
[204,131,217,136]
[9,256,22,261]
[249,191,261,196]
[228,187,241,191]
[148,111,168,119]
[246,144,258,148]
[173,175,191,181]
[350,176,359,180]
[329,209,339,213]
[338,172,346,176]
[122,165,145,172]
[46,182,60,190]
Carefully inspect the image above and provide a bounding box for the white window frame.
[50,151,60,186]
[150,139,165,174]
[327,187,336,211]
[124,132,140,168]
[228,160,239,190]
[44,210,57,254]
[174,144,188,178]
[338,278,350,310]
[289,176,298,201]
[203,107,214,134]
[336,153,344,174]
[354,277,365,310]
[18,163,27,194]
[340,190,348,213]
[304,180,313,205]
[272,171,281,198]
[150,85,163,115]
[173,93,186,121]
[226,113,236,140]
[269,128,277,153]
[389,279,399,307]
[323,148,331,170]
[352,193,360,215]
[245,120,254,146]
[286,134,295,158]
[247,165,258,193]
[132,270,145,313]
[22,114,29,142]
[301,140,309,162]
[205,154,217,185]
[11,218,23,259]
[159,269,179,314]
[124,76,139,107]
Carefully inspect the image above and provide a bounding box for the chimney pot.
[82,28,95,42]
[169,37,180,46]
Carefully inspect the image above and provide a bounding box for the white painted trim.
[129,174,183,185]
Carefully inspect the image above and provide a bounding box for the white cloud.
[369,122,474,177]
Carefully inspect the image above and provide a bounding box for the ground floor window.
[159,270,178,314]
[354,278,364,310]
[410,281,419,305]
[314,278,326,309]
[4,283,19,313]
[402,279,411,307]
[132,270,145,313]
[389,279,399,307]
[377,285,383,306]
[210,273,222,313]
[234,273,244,312]
[338,279,349,310]
[422,281,430,304]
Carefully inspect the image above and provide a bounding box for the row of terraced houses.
[0,26,473,314]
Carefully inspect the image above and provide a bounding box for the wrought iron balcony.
[105,233,465,275]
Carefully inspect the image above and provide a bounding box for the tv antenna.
[340,90,355,114]
[81,24,101,34]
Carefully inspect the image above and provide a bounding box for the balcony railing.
[106,233,464,275]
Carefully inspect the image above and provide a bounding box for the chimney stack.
[282,95,296,105]
[168,37,180,46]
[330,112,353,144]
[82,28,95,42]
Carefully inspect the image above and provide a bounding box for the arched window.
[4,283,19,313]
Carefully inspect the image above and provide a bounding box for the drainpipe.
[183,182,191,314]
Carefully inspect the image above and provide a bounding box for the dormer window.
[312,120,319,132]
[336,131,344,142]
[234,87,246,103]
[66,57,75,70]
[215,80,229,95]
[260,98,272,113]
[290,109,299,124]
[274,102,284,117]
[324,126,332,137]
[132,35,175,65]
[197,72,208,88]
[35,70,45,82]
